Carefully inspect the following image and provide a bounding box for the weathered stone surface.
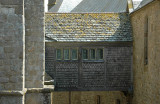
[25,93,51,104]
[52,91,127,104]
[0,77,9,83]
[24,0,45,88]
[0,0,46,104]
[0,1,24,91]
[0,96,23,104]
[130,0,160,104]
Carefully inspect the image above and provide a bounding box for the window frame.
[56,48,63,60]
[97,48,104,60]
[82,48,89,60]
[71,48,78,60]
[90,48,96,60]
[63,48,70,60]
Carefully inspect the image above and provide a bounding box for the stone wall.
[24,0,45,88]
[0,0,47,104]
[0,1,25,104]
[25,90,52,104]
[130,0,160,104]
[52,91,127,104]
[0,96,23,104]
[0,0,24,91]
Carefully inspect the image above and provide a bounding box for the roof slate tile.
[45,13,132,42]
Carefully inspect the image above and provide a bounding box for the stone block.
[0,77,9,83]
[0,84,5,89]
[0,71,5,77]
[4,47,14,53]
[0,96,23,104]
[0,14,7,22]
[9,76,18,83]
[25,93,51,104]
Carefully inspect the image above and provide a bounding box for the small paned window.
[90,49,96,60]
[64,49,70,60]
[97,49,103,60]
[82,49,88,60]
[71,49,78,60]
[56,49,62,60]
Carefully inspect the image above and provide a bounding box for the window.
[56,48,78,60]
[97,49,103,60]
[71,49,78,60]
[56,49,62,60]
[64,49,70,60]
[82,48,103,60]
[90,49,96,60]
[82,49,88,60]
[144,17,148,65]
[56,48,103,61]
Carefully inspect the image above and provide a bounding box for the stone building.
[130,0,160,104]
[45,0,133,104]
[0,0,160,104]
[45,13,132,91]
[0,0,53,104]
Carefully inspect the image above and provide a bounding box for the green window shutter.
[97,49,103,60]
[82,49,88,60]
[56,49,62,60]
[71,49,77,60]
[90,49,96,60]
[64,49,70,60]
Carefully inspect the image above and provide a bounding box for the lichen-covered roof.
[71,0,128,13]
[45,13,132,42]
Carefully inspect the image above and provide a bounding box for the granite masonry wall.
[130,0,160,104]
[0,0,25,104]
[52,91,127,104]
[24,0,45,88]
[0,0,49,104]
[0,0,24,92]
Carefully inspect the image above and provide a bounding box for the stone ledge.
[26,87,55,93]
[0,89,27,96]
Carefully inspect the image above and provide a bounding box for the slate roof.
[138,0,153,8]
[45,13,132,42]
[132,1,141,9]
[71,0,128,13]
[132,0,154,12]
[48,0,63,12]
